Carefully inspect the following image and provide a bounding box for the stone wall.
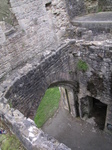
[0,0,112,149]
[72,40,112,133]
[0,0,58,84]
[0,100,71,150]
[65,0,86,18]
[65,0,112,20]
[3,39,112,133]
[45,0,70,41]
[98,0,112,11]
[0,0,17,25]
[0,28,112,149]
[65,0,99,19]
[0,0,71,82]
[5,42,78,119]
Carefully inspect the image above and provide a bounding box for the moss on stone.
[0,0,17,25]
[77,59,88,72]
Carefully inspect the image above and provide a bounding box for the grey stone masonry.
[0,0,70,82]
[3,39,112,133]
[0,99,71,150]
[0,0,112,149]
[98,0,112,11]
[65,0,86,18]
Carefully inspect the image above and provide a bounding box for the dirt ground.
[42,107,112,150]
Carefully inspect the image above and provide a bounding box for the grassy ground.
[0,119,25,150]
[34,87,61,128]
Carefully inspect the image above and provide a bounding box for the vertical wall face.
[44,0,70,41]
[106,105,112,132]
[5,43,77,119]
[80,96,93,118]
[0,0,58,81]
[65,0,86,19]
[65,0,99,19]
[0,0,71,81]
[60,86,78,117]
[60,87,70,111]
[3,39,112,134]
[0,0,17,25]
[98,0,112,11]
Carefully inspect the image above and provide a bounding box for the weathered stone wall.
[98,0,112,11]
[65,0,99,19]
[0,0,58,83]
[0,100,71,150]
[3,39,112,132]
[65,0,112,20]
[0,0,17,25]
[65,0,86,18]
[45,0,70,41]
[71,40,112,133]
[0,0,112,149]
[0,0,71,82]
[5,42,78,119]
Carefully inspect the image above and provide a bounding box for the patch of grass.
[0,134,25,150]
[0,119,25,150]
[98,7,102,12]
[1,134,24,150]
[34,87,61,128]
[77,59,88,72]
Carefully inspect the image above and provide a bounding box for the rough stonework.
[0,101,71,150]
[98,0,112,11]
[65,0,86,18]
[0,0,17,25]
[45,0,70,41]
[0,0,112,149]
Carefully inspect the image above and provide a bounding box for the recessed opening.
[45,2,52,11]
[89,98,107,130]
[107,123,112,132]
[34,87,61,128]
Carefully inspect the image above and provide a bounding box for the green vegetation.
[9,100,12,108]
[0,119,25,150]
[98,7,102,12]
[77,59,88,72]
[34,87,61,128]
[0,0,17,25]
[69,70,73,74]
[0,134,25,150]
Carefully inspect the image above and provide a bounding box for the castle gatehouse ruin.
[0,0,112,149]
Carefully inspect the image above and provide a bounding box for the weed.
[77,59,88,72]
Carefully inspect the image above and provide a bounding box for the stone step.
[71,12,112,32]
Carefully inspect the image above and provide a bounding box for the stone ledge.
[0,101,71,150]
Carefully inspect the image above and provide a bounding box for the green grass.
[77,59,88,72]
[0,134,25,150]
[34,87,61,128]
[0,119,25,150]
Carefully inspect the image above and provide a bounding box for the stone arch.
[5,67,78,119]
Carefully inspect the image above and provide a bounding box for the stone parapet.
[0,99,71,150]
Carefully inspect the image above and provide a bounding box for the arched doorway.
[34,83,79,128]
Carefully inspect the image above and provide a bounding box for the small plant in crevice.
[77,59,88,72]
[8,100,12,108]
[69,70,73,74]
[98,7,102,12]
